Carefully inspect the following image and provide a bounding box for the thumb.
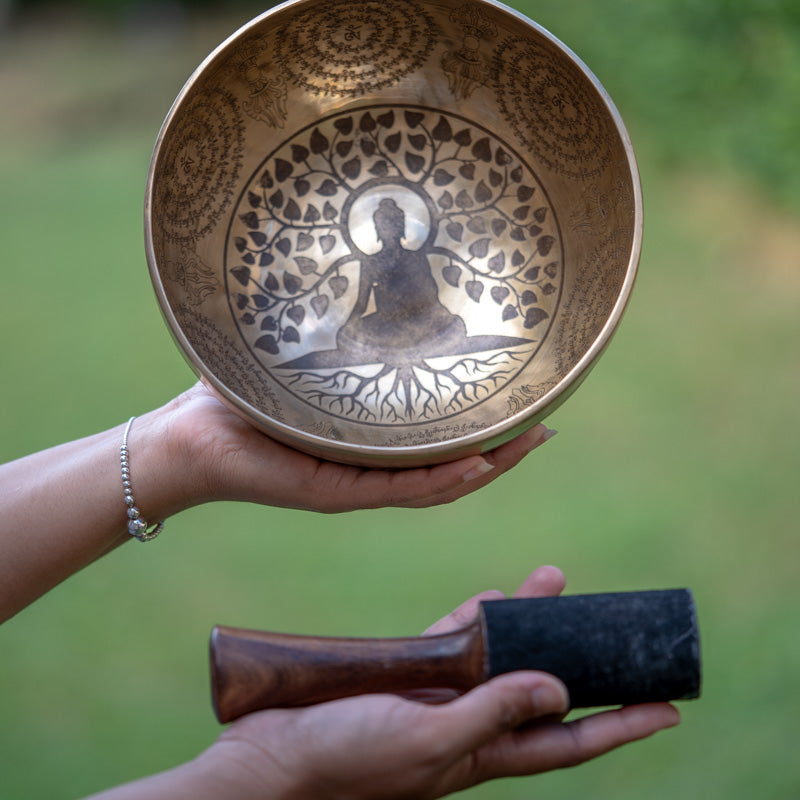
[440,672,569,755]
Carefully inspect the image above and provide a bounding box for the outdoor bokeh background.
[1,1,798,797]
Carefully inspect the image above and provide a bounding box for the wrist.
[83,751,253,800]
[121,397,207,523]
[196,735,308,800]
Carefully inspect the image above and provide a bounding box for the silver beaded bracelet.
[121,416,165,542]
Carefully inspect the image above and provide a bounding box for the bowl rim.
[144,0,643,465]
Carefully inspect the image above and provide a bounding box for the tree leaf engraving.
[311,294,330,319]
[296,232,314,252]
[442,264,462,287]
[284,273,303,294]
[282,326,300,343]
[255,334,280,354]
[225,105,561,423]
[286,305,306,326]
[434,169,455,186]
[310,128,329,154]
[274,158,293,182]
[294,256,318,275]
[465,280,484,301]
[329,275,348,299]
[491,286,510,304]
[231,266,251,286]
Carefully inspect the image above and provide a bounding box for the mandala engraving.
[493,36,613,180]
[155,88,245,243]
[274,0,437,97]
[224,105,563,425]
[441,2,497,100]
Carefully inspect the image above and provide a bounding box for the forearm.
[0,380,555,621]
[0,402,198,622]
[83,746,302,800]
[82,757,224,800]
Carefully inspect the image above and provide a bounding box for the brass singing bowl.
[145,0,641,467]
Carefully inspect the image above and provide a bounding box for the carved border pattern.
[552,230,632,378]
[383,421,488,446]
[175,305,285,420]
[166,248,219,306]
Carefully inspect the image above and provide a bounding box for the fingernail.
[524,424,558,453]
[461,457,495,483]
[532,682,569,714]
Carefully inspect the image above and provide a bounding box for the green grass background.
[1,2,799,798]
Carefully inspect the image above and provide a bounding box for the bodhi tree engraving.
[225,106,562,423]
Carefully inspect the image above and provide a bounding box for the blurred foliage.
[521,0,800,212]
[5,0,799,209]
[9,0,260,13]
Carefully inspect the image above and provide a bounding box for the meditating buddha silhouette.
[279,197,529,371]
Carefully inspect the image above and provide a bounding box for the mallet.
[210,589,701,723]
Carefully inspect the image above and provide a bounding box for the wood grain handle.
[210,623,486,723]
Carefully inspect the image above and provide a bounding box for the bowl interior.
[146,0,640,466]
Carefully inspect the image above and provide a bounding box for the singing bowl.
[145,0,642,467]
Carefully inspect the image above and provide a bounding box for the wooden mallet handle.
[210,590,701,723]
[210,623,485,723]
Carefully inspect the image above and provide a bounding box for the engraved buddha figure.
[335,198,467,365]
[278,195,531,372]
